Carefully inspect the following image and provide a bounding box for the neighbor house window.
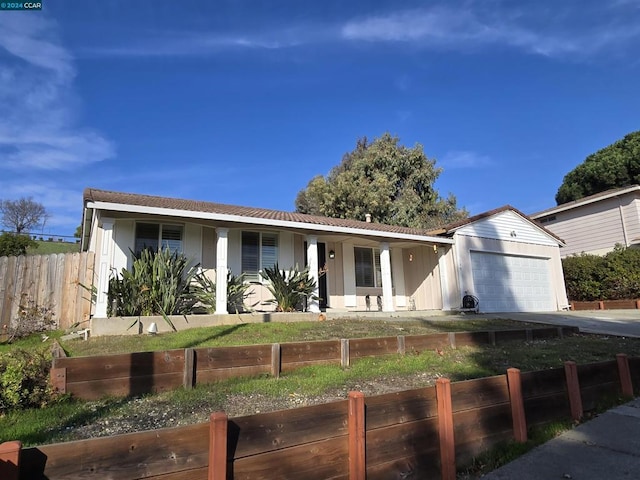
[242,231,278,281]
[354,247,383,288]
[134,223,183,256]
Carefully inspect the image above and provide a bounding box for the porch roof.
[83,188,454,244]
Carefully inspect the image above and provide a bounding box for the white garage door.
[470,252,554,313]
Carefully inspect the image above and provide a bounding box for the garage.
[470,251,555,312]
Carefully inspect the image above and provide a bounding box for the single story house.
[531,185,640,257]
[81,188,568,316]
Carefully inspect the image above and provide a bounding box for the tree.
[74,224,83,238]
[295,133,468,229]
[0,197,47,234]
[0,232,37,257]
[556,130,640,205]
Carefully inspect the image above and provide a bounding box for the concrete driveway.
[485,310,640,337]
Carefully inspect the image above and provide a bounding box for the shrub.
[0,348,58,413]
[191,271,252,314]
[260,263,318,312]
[0,232,37,257]
[562,246,640,301]
[6,295,56,343]
[107,248,200,329]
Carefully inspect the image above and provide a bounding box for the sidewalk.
[482,398,640,479]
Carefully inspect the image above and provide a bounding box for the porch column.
[306,235,320,313]
[95,218,115,318]
[379,242,394,312]
[215,228,229,315]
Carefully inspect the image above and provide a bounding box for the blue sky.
[1,0,639,237]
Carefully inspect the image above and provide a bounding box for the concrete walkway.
[484,310,640,338]
[482,398,640,479]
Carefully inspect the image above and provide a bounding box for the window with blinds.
[134,223,183,256]
[354,246,385,288]
[241,231,279,281]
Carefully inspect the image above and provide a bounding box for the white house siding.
[539,197,631,257]
[438,245,459,311]
[456,211,557,247]
[455,235,568,312]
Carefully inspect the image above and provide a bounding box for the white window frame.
[134,222,184,256]
[241,231,279,282]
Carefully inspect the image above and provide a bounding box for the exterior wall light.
[328,250,335,259]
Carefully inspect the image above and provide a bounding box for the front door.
[304,242,328,310]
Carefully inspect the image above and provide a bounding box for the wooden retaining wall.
[5,354,636,480]
[51,326,578,400]
[0,252,95,331]
[571,299,640,310]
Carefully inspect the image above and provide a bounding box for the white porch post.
[215,228,229,315]
[380,242,395,312]
[306,235,320,313]
[95,218,114,318]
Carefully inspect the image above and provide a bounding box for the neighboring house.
[81,188,568,315]
[531,185,640,257]
[430,206,569,313]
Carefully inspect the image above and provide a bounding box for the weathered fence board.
[0,252,94,330]
[571,299,640,310]
[451,376,510,412]
[404,333,450,352]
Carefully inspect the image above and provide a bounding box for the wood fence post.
[598,301,605,310]
[397,335,406,355]
[557,327,564,340]
[436,378,456,480]
[341,339,350,367]
[507,368,527,443]
[209,412,228,480]
[0,441,22,480]
[448,332,456,349]
[564,361,583,421]
[616,353,634,398]
[636,300,640,310]
[348,391,366,480]
[271,343,281,378]
[570,302,575,311]
[50,366,66,394]
[525,329,533,342]
[183,348,195,389]
[488,331,496,346]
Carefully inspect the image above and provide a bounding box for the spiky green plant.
[191,271,252,314]
[107,248,200,330]
[260,263,318,312]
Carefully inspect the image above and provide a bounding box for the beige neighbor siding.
[402,245,442,311]
[540,196,638,257]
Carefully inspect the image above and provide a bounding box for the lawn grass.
[27,240,80,255]
[61,318,540,357]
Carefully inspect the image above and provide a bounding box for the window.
[134,223,183,255]
[242,231,278,281]
[354,247,383,287]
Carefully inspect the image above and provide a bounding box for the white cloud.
[440,151,493,169]
[0,14,115,171]
[340,4,640,58]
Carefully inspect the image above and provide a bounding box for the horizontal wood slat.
[349,336,399,358]
[450,376,510,412]
[365,387,437,430]
[20,423,209,480]
[194,345,270,370]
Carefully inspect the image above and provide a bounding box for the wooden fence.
[571,299,640,310]
[50,326,578,400]
[0,252,95,331]
[4,353,637,480]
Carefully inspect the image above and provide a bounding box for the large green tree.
[295,133,467,229]
[556,130,640,205]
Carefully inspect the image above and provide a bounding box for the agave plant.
[191,271,252,314]
[260,263,318,312]
[107,247,200,330]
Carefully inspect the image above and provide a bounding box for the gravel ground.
[59,371,440,441]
